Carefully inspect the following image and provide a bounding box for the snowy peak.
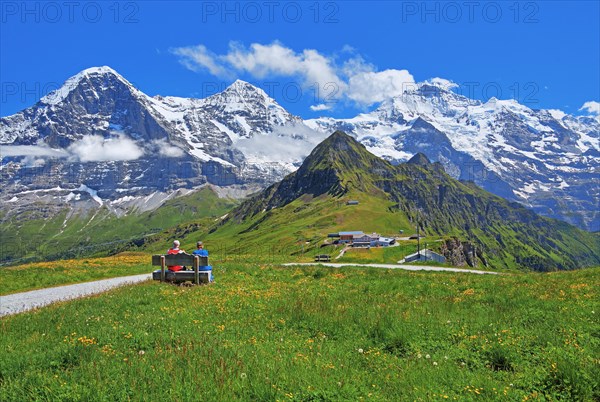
[199,78,300,138]
[206,79,281,111]
[226,79,267,95]
[368,84,482,125]
[76,66,124,79]
[40,66,138,106]
[1,65,158,146]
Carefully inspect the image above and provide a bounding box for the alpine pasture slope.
[0,186,237,265]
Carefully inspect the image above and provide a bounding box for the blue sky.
[1,1,599,118]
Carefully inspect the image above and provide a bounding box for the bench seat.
[152,269,212,284]
[151,253,212,285]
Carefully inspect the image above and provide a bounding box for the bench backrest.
[151,254,208,267]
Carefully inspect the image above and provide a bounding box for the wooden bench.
[151,254,212,285]
[314,254,331,262]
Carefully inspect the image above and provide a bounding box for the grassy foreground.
[1,264,599,401]
[0,253,150,296]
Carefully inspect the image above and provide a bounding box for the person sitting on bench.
[192,241,213,282]
[167,240,186,271]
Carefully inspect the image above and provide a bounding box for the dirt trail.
[283,262,499,275]
[0,274,151,317]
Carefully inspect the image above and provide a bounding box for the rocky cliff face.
[440,238,488,268]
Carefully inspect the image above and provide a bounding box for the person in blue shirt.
[192,241,213,282]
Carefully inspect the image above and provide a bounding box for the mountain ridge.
[0,67,309,201]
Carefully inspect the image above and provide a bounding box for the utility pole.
[417,215,421,259]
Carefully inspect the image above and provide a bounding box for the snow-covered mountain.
[1,67,598,231]
[0,66,317,217]
[306,84,599,231]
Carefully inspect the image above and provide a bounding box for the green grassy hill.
[164,131,599,271]
[0,187,236,265]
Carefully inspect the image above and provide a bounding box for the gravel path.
[283,262,499,275]
[0,274,151,317]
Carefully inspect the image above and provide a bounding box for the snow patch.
[78,184,103,205]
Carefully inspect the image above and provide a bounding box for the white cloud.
[171,41,420,108]
[346,69,415,105]
[580,101,600,115]
[2,134,189,164]
[1,145,68,158]
[340,44,356,53]
[222,42,346,101]
[235,123,327,163]
[310,104,332,111]
[300,49,346,92]
[224,42,302,78]
[22,156,48,167]
[150,138,185,157]
[341,55,375,77]
[67,135,144,162]
[171,44,231,77]
[172,41,346,95]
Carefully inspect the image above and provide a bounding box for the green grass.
[0,253,149,295]
[1,263,598,401]
[0,243,477,297]
[148,192,432,262]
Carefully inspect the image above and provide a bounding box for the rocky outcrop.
[440,238,488,268]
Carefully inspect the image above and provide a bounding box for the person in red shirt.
[167,240,186,271]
